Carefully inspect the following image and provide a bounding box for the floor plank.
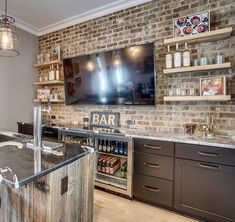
[94,189,198,222]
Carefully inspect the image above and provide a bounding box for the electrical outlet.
[126,120,135,125]
[83,117,89,123]
[61,176,68,195]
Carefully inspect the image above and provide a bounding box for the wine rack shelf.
[164,27,232,46]
[163,62,231,74]
[97,171,127,181]
[98,151,128,159]
[163,95,231,102]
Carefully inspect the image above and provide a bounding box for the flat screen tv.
[63,43,156,105]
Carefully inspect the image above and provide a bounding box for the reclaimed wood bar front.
[0,132,95,222]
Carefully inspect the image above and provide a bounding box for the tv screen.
[63,43,156,105]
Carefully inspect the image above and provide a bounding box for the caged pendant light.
[0,0,19,57]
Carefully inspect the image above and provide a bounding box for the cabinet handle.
[144,162,160,169]
[198,163,221,171]
[43,130,54,134]
[198,151,221,158]
[144,144,162,150]
[143,185,160,193]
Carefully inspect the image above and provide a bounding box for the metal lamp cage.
[0,14,19,57]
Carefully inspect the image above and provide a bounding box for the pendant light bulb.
[0,0,19,57]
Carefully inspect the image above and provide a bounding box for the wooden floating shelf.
[163,62,231,74]
[34,99,64,103]
[33,60,63,68]
[34,80,64,86]
[163,95,231,102]
[164,27,232,45]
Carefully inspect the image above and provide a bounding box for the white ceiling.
[0,0,151,36]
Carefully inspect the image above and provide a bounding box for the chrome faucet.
[33,106,42,173]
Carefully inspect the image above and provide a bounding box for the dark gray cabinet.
[133,138,235,222]
[175,158,235,222]
[133,138,174,207]
[175,143,235,222]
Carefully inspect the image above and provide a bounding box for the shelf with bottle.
[164,62,231,74]
[164,27,232,46]
[97,155,127,181]
[163,95,231,102]
[97,139,128,157]
[33,60,62,68]
[34,99,64,103]
[34,80,64,86]
[164,42,231,74]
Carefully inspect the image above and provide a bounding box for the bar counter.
[0,131,95,222]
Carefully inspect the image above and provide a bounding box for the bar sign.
[90,111,120,127]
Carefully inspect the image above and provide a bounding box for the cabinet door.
[175,158,235,222]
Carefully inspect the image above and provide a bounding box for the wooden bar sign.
[90,111,120,127]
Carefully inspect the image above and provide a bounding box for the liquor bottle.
[56,64,60,80]
[123,142,128,156]
[118,141,124,155]
[51,65,55,80]
[165,45,172,69]
[183,42,190,67]
[121,161,127,179]
[98,139,103,151]
[110,141,115,153]
[102,139,107,152]
[106,140,111,153]
[174,43,181,68]
[114,141,119,155]
[49,65,52,80]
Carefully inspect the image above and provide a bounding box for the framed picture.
[37,89,50,99]
[173,11,210,37]
[200,76,226,96]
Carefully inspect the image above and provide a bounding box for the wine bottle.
[183,42,190,67]
[174,43,181,68]
[165,45,172,69]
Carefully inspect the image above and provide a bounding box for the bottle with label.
[56,64,60,80]
[118,141,124,155]
[106,140,111,153]
[174,43,182,68]
[165,45,172,69]
[51,65,55,80]
[98,139,103,151]
[183,42,190,67]
[102,139,107,152]
[114,141,119,155]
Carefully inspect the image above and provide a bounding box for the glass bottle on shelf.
[174,43,181,68]
[98,139,102,151]
[102,139,107,152]
[183,42,190,67]
[56,64,60,80]
[165,45,173,69]
[51,65,55,80]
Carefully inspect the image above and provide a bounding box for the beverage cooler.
[59,128,133,197]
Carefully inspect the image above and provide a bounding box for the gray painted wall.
[0,28,38,131]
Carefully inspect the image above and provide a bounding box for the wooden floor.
[94,189,198,222]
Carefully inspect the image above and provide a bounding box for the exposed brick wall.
[38,0,235,135]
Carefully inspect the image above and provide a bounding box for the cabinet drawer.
[176,143,235,166]
[134,174,173,207]
[134,152,173,180]
[134,138,174,156]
